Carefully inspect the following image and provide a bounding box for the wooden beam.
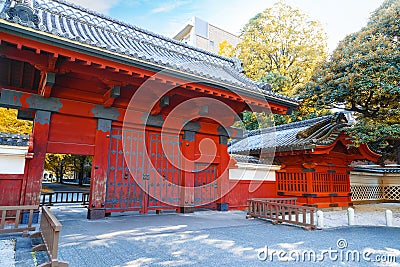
[0,45,48,67]
[149,96,170,116]
[57,61,144,86]
[38,72,55,98]
[103,85,120,107]
[48,54,58,70]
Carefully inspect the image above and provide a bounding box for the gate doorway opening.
[41,153,92,207]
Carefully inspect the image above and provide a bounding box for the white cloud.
[150,1,186,14]
[66,0,121,14]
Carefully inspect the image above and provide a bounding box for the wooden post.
[179,130,195,213]
[23,111,51,206]
[305,172,314,194]
[217,135,229,211]
[87,119,111,219]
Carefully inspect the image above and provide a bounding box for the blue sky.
[69,0,384,52]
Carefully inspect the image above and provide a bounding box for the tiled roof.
[353,165,400,174]
[228,113,349,154]
[0,132,30,146]
[230,154,264,164]
[0,0,298,106]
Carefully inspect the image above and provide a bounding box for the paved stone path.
[48,205,400,267]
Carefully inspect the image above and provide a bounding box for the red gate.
[146,132,181,210]
[105,128,181,213]
[194,163,218,208]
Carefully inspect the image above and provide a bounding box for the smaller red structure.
[229,113,380,208]
[0,133,30,206]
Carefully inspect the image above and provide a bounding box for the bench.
[31,206,68,267]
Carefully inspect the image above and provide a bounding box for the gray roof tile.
[229,113,349,154]
[353,165,400,174]
[0,0,297,106]
[230,154,265,164]
[0,132,30,147]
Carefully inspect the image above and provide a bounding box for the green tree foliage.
[231,1,328,96]
[0,108,32,134]
[219,2,329,131]
[45,154,92,185]
[301,0,400,163]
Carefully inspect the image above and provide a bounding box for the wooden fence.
[40,192,89,206]
[247,198,316,230]
[31,206,68,267]
[0,205,38,234]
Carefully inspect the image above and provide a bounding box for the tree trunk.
[78,155,86,186]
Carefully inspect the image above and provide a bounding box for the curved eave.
[357,144,381,162]
[0,20,298,109]
[308,135,381,162]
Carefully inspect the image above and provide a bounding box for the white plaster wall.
[229,162,280,181]
[350,172,382,185]
[382,175,400,186]
[351,171,400,186]
[0,146,28,174]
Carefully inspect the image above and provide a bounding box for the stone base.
[217,203,229,211]
[87,208,106,220]
[179,207,194,213]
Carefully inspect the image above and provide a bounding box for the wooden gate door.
[194,163,217,208]
[105,128,144,212]
[105,129,181,213]
[146,132,181,211]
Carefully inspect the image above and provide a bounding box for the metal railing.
[40,192,89,206]
[31,206,68,266]
[0,205,38,234]
[247,198,316,230]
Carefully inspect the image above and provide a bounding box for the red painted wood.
[181,133,195,210]
[104,128,144,212]
[0,179,23,206]
[22,112,51,206]
[270,134,380,207]
[48,114,96,147]
[0,33,292,113]
[0,174,24,179]
[0,30,297,214]
[0,175,24,206]
[88,123,110,211]
[217,140,230,206]
[46,142,95,155]
[146,131,182,210]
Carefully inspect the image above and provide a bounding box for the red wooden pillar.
[179,130,195,213]
[305,171,314,194]
[87,119,111,219]
[217,135,229,211]
[23,110,51,206]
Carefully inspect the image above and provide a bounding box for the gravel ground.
[2,203,399,267]
[0,239,16,267]
[322,203,400,228]
[48,204,400,267]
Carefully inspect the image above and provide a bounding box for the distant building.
[173,16,241,54]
